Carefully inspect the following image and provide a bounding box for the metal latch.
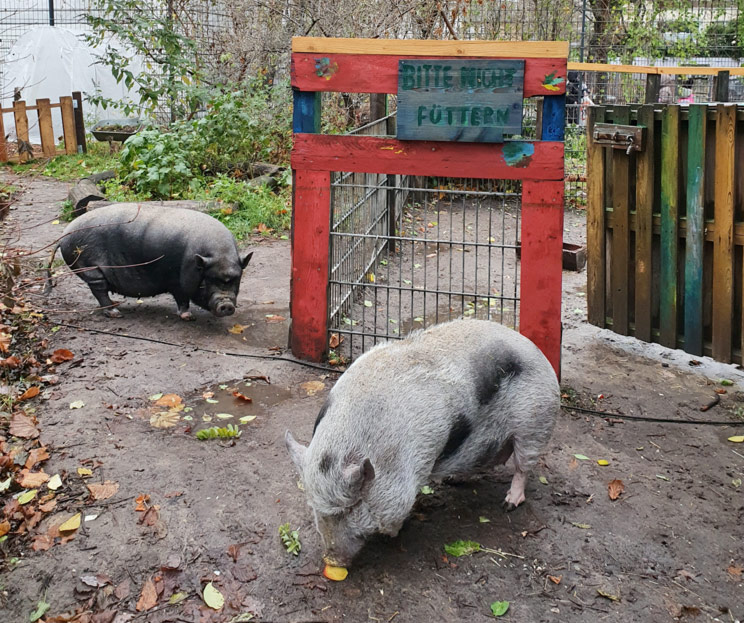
[592,123,645,154]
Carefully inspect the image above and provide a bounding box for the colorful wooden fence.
[0,92,85,163]
[587,103,744,364]
[290,37,568,374]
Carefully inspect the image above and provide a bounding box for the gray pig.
[51,204,252,319]
[286,318,559,567]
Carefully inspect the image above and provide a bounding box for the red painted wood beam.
[292,134,564,181]
[519,180,564,377]
[290,170,331,362]
[292,53,566,97]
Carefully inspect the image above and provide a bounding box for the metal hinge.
[592,123,645,155]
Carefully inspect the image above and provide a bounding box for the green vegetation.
[9,141,119,181]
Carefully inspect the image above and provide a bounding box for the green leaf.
[17,489,38,505]
[205,398,219,404]
[538,476,549,485]
[420,485,434,495]
[239,415,256,424]
[478,516,490,523]
[169,591,188,605]
[29,599,51,622]
[444,540,481,557]
[279,522,301,555]
[364,300,373,307]
[148,393,164,401]
[0,476,11,492]
[573,454,590,461]
[720,379,734,386]
[490,601,510,617]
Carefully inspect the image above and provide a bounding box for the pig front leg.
[81,269,121,318]
[503,469,527,511]
[172,292,195,321]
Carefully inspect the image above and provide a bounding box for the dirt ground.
[1,171,743,623]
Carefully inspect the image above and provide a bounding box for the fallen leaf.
[0,355,20,367]
[17,489,38,504]
[135,494,150,511]
[150,411,181,428]
[571,522,591,529]
[50,349,74,363]
[548,575,562,584]
[9,412,39,438]
[323,564,348,581]
[87,481,119,501]
[228,324,248,334]
[202,391,214,399]
[478,516,490,523]
[597,459,610,466]
[420,485,434,495]
[47,474,63,490]
[608,479,625,500]
[328,333,341,349]
[538,476,549,485]
[239,415,256,424]
[0,520,10,537]
[154,393,182,408]
[215,413,234,419]
[573,454,590,461]
[148,393,164,401]
[444,540,481,557]
[136,577,159,611]
[301,380,325,396]
[232,391,252,402]
[597,588,620,602]
[265,314,286,324]
[720,378,734,386]
[727,564,743,579]
[205,398,219,404]
[728,435,744,443]
[39,500,57,513]
[17,470,50,488]
[18,386,40,401]
[676,569,696,581]
[29,599,50,622]
[77,467,93,477]
[139,505,160,527]
[24,447,50,469]
[69,400,85,409]
[203,582,224,610]
[169,591,188,605]
[59,512,82,532]
[31,534,54,551]
[490,601,510,617]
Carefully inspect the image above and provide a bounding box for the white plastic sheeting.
[1,25,143,144]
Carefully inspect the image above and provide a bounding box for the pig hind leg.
[79,267,121,318]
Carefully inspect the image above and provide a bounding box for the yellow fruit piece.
[597,459,610,466]
[728,436,744,443]
[322,564,348,581]
[77,468,92,477]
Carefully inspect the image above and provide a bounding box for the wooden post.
[36,99,56,158]
[520,180,564,376]
[59,96,78,155]
[659,105,680,349]
[610,105,631,336]
[290,170,332,362]
[369,93,386,122]
[72,91,87,153]
[13,100,30,163]
[586,106,606,327]
[714,70,730,102]
[541,94,566,141]
[684,104,706,356]
[634,104,655,343]
[0,110,7,162]
[645,73,661,103]
[712,104,736,362]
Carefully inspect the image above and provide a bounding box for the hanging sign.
[397,59,524,142]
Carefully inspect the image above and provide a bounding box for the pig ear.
[285,430,307,472]
[342,458,375,497]
[240,252,253,270]
[194,254,213,271]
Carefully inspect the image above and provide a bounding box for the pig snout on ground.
[52,204,252,320]
[286,318,559,567]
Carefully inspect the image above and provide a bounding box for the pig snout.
[315,514,365,568]
[209,294,236,317]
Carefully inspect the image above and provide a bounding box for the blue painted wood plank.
[684,104,706,356]
[293,90,321,134]
[541,95,565,141]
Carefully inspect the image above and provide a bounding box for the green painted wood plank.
[683,104,706,356]
[659,105,680,349]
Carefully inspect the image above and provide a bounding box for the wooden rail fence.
[0,92,85,163]
[587,102,744,364]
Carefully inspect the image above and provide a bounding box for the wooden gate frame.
[290,37,568,375]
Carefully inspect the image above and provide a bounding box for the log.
[245,174,278,191]
[69,178,106,217]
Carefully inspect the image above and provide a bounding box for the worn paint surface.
[314,57,339,79]
[502,142,535,167]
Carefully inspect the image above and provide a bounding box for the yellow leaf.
[47,474,63,490]
[323,564,348,581]
[202,582,224,610]
[215,413,233,419]
[150,411,181,428]
[59,512,81,532]
[301,380,325,396]
[728,436,744,443]
[77,468,93,477]
[597,459,610,466]
[228,323,248,334]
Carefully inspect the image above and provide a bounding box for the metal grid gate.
[328,175,521,361]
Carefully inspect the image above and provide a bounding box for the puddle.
[183,377,292,432]
[232,307,289,349]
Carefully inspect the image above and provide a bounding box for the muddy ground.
[1,171,743,623]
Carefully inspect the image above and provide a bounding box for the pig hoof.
[179,311,195,321]
[502,500,519,512]
[104,308,122,318]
